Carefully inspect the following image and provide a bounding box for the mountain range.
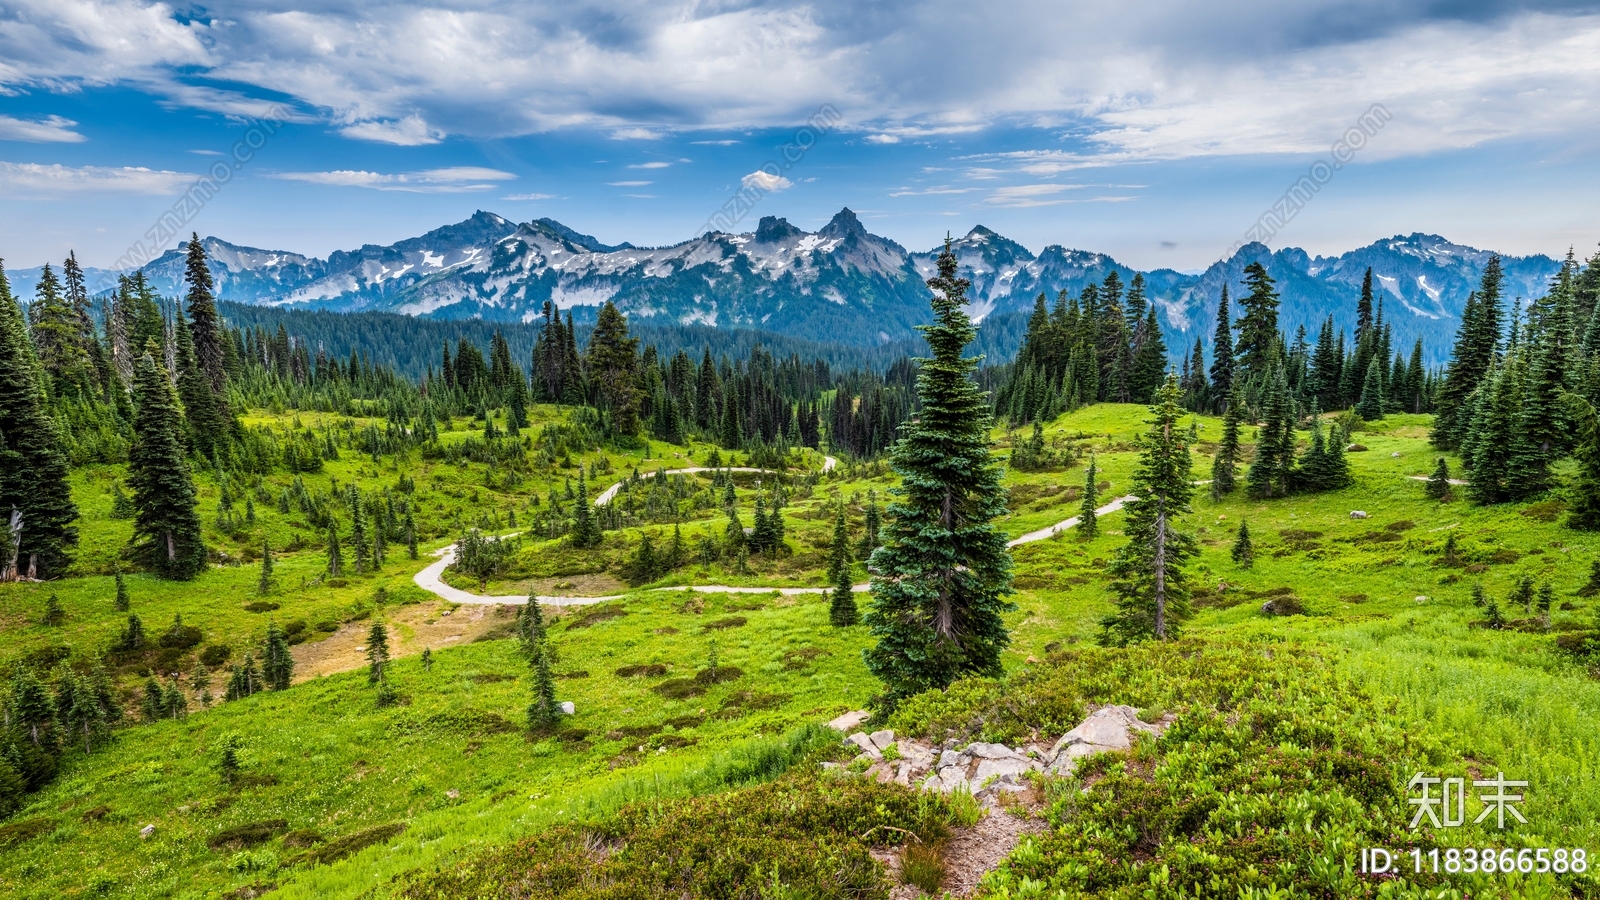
[5,209,1566,366]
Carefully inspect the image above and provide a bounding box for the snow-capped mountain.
[4,211,1565,365]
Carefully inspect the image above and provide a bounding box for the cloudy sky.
[1,0,1598,271]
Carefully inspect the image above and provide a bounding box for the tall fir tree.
[182,234,229,396]
[261,622,294,691]
[586,301,642,435]
[127,350,205,580]
[26,262,96,400]
[1128,307,1168,404]
[569,475,602,548]
[174,308,226,457]
[1079,455,1099,539]
[1211,388,1242,500]
[1355,356,1387,420]
[1433,258,1504,449]
[1208,285,1234,407]
[828,502,857,626]
[257,540,274,594]
[0,261,78,579]
[366,621,391,685]
[1100,376,1196,644]
[863,241,1014,703]
[1234,263,1281,382]
[1231,521,1254,568]
[1466,357,1520,505]
[528,642,560,730]
[1562,394,1600,530]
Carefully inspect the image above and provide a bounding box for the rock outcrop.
[834,704,1169,805]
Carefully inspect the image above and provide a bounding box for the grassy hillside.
[7,403,1600,898]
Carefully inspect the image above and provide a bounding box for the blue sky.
[2,0,1599,272]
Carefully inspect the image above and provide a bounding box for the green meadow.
[7,402,1600,898]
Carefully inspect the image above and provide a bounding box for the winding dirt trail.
[413,489,1130,607]
[593,456,838,506]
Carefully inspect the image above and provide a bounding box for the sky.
[1,0,1599,273]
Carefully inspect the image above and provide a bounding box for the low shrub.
[394,769,946,900]
[290,823,406,867]
[207,819,288,850]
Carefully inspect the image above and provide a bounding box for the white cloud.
[628,161,670,169]
[889,186,977,196]
[0,114,84,142]
[741,170,792,192]
[983,183,1137,207]
[691,139,739,145]
[2,1,1599,166]
[503,192,555,200]
[339,115,444,146]
[607,180,652,186]
[270,166,515,193]
[0,160,194,195]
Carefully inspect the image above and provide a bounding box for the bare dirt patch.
[291,603,517,683]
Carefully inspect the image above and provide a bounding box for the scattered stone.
[1415,595,1429,603]
[1391,452,1401,458]
[140,824,156,839]
[445,789,460,799]
[1347,444,1369,452]
[559,701,576,715]
[839,704,1170,808]
[1047,705,1157,775]
[1350,510,1369,519]
[827,709,871,732]
[846,732,882,758]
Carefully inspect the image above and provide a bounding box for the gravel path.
[593,456,838,506]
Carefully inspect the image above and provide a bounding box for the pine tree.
[516,597,547,660]
[1124,308,1166,404]
[863,241,1014,702]
[1211,389,1241,500]
[1231,521,1254,568]
[127,350,205,580]
[421,647,433,673]
[405,510,419,559]
[182,235,228,396]
[41,594,65,627]
[114,571,130,611]
[1101,376,1196,644]
[569,476,602,548]
[1510,576,1535,616]
[828,502,857,626]
[1537,582,1554,629]
[1433,258,1504,449]
[1208,285,1234,405]
[261,621,293,691]
[26,262,97,400]
[1425,458,1454,501]
[528,642,560,730]
[174,309,226,457]
[1355,356,1386,420]
[366,621,391,685]
[1467,358,1520,505]
[1247,369,1292,499]
[587,301,642,436]
[257,540,274,595]
[0,262,79,580]
[218,735,242,785]
[1078,455,1099,539]
[859,490,881,558]
[1562,393,1600,529]
[1234,263,1281,382]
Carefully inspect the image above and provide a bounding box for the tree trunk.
[1153,501,1168,639]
